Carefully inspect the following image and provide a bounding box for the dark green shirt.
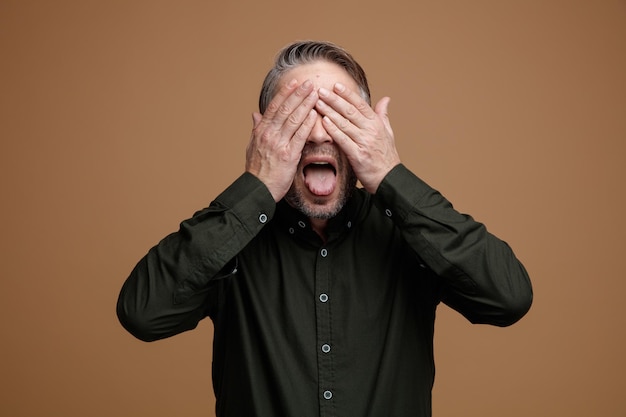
[117,164,532,417]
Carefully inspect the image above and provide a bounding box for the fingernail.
[318,87,329,97]
[301,79,312,89]
[287,79,298,88]
[335,83,345,92]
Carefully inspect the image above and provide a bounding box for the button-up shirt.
[117,164,532,417]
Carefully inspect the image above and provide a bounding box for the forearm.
[117,172,276,341]
[375,164,533,326]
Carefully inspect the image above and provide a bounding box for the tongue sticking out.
[304,164,336,196]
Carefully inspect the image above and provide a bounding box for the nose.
[307,112,333,144]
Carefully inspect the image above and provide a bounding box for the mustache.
[300,143,341,160]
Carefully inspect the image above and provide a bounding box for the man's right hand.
[246,79,318,202]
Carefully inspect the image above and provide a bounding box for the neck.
[309,217,329,243]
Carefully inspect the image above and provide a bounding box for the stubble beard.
[285,164,357,220]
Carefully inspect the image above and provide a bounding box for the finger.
[280,88,319,138]
[374,96,390,117]
[321,114,359,155]
[329,83,377,123]
[262,78,298,118]
[251,112,263,129]
[290,109,318,152]
[315,97,361,140]
[374,97,393,134]
[266,80,315,127]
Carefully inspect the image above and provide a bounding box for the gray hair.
[258,40,371,113]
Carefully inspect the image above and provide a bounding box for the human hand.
[315,83,401,194]
[246,79,319,202]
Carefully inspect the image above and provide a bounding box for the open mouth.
[303,162,337,196]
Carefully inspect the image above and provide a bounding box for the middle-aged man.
[117,40,533,417]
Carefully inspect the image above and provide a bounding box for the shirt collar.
[275,189,368,242]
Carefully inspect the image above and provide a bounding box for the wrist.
[245,170,287,202]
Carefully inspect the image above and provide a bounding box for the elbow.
[116,284,202,342]
[494,289,533,327]
[116,294,163,343]
[487,277,534,327]
[483,261,534,327]
[461,280,533,327]
[117,310,158,343]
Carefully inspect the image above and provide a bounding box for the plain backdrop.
[1,1,625,416]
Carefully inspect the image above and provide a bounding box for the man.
[117,40,532,417]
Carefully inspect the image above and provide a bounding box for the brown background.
[1,1,625,416]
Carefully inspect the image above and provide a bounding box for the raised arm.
[376,164,533,326]
[315,83,532,326]
[118,79,319,341]
[117,173,275,341]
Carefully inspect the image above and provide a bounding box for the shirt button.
[323,390,333,400]
[259,213,268,223]
[321,344,331,353]
[288,227,295,235]
[385,208,392,217]
[347,220,352,228]
[298,220,306,228]
[320,248,328,257]
[319,293,328,303]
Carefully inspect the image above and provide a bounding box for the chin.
[304,201,344,220]
[285,176,356,220]
[285,193,340,220]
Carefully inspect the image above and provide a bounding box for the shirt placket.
[315,244,334,416]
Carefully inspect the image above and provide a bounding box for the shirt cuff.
[214,172,277,232]
[374,164,436,224]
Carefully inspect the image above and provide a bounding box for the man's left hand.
[315,83,401,194]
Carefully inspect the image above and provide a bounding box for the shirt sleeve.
[374,164,533,326]
[117,172,276,341]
